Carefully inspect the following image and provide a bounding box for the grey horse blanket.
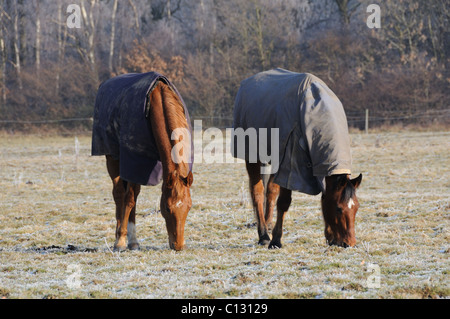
[232,68,352,195]
[91,72,193,186]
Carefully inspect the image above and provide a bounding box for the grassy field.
[0,130,448,299]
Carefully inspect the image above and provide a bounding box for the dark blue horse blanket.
[91,72,193,186]
[232,68,352,195]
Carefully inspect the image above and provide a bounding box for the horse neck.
[149,82,189,178]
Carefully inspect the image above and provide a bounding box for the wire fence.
[0,118,93,124]
[0,108,448,131]
[193,108,450,129]
[346,109,450,125]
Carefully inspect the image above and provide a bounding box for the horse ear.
[180,171,193,187]
[166,170,178,189]
[186,171,193,187]
[351,174,362,189]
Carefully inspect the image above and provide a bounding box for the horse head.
[160,169,193,251]
[321,174,362,247]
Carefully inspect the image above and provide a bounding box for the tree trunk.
[18,0,25,65]
[13,0,22,90]
[35,0,40,72]
[0,28,6,106]
[80,0,98,83]
[334,0,360,26]
[167,0,171,20]
[108,0,118,75]
[55,0,68,94]
[80,0,97,67]
[255,6,266,69]
[127,0,140,37]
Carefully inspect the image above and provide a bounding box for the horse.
[232,68,362,248]
[92,72,193,251]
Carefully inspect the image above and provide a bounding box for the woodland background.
[0,0,448,129]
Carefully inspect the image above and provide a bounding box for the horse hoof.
[113,245,127,252]
[128,243,140,251]
[258,239,271,245]
[258,235,271,245]
[268,241,282,249]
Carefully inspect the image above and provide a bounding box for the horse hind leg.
[246,161,271,245]
[106,156,126,251]
[106,156,140,251]
[126,184,141,250]
[264,174,279,232]
[269,187,292,249]
[113,182,141,251]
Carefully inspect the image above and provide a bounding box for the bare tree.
[127,0,140,37]
[334,0,361,25]
[17,0,25,64]
[55,0,67,95]
[108,0,118,75]
[253,4,271,70]
[0,0,8,105]
[0,0,447,126]
[12,0,22,90]
[79,0,98,73]
[34,0,40,72]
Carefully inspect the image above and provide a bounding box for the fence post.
[365,109,369,134]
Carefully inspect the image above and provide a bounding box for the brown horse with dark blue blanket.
[92,72,193,251]
[233,69,362,248]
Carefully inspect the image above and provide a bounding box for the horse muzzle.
[169,239,185,251]
[328,238,355,248]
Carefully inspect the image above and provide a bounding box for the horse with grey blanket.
[232,68,362,248]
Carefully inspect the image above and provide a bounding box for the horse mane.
[326,175,355,203]
[340,182,356,204]
[158,81,190,178]
[159,81,188,133]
